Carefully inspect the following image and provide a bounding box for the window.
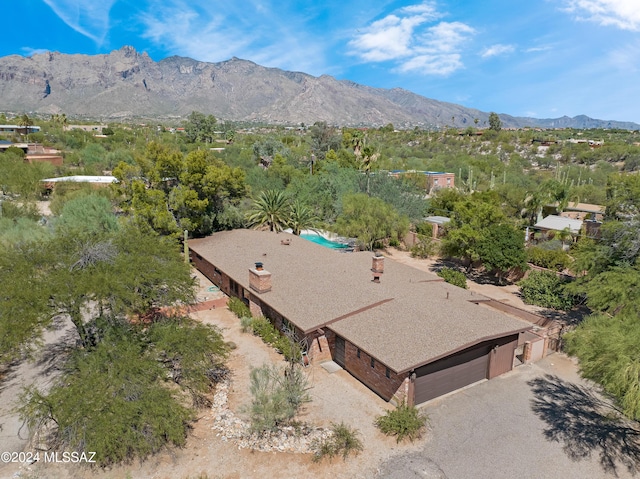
[370,358,375,368]
[357,348,361,358]
[385,367,390,378]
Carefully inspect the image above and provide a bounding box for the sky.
[4,0,640,123]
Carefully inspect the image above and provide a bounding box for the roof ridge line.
[312,298,394,332]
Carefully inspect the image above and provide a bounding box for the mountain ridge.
[0,46,638,130]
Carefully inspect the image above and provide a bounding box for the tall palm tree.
[17,113,33,138]
[246,190,290,232]
[288,199,320,235]
[360,145,379,195]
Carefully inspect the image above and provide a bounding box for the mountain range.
[1,46,638,130]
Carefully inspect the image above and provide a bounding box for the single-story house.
[189,230,532,406]
[534,215,583,235]
[40,175,117,191]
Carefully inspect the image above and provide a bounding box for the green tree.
[0,225,196,357]
[54,193,119,236]
[441,196,506,266]
[517,270,572,310]
[246,189,290,232]
[19,316,229,466]
[184,111,217,143]
[565,313,640,420]
[287,198,320,235]
[476,223,527,282]
[334,193,409,251]
[488,112,502,132]
[309,121,340,160]
[113,143,247,236]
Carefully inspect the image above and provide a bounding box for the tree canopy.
[334,193,409,250]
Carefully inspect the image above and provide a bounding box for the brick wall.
[327,331,405,402]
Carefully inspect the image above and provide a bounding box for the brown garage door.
[414,345,490,405]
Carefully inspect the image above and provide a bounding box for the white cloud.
[348,15,427,62]
[43,0,116,44]
[481,43,515,58]
[525,45,553,53]
[139,0,330,74]
[563,0,640,31]
[349,3,474,76]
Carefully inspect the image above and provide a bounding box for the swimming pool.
[300,233,348,249]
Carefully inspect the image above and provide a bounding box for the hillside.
[1,46,638,129]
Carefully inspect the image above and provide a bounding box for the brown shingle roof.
[189,230,531,373]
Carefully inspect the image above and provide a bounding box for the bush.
[275,335,303,363]
[245,363,311,433]
[311,422,363,462]
[375,402,429,443]
[147,317,230,408]
[437,267,467,289]
[526,246,571,271]
[250,317,280,345]
[240,315,254,333]
[19,336,193,466]
[228,297,251,318]
[410,234,438,259]
[518,270,573,310]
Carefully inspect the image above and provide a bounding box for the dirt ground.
[2,251,577,479]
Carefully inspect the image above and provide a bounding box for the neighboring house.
[389,170,455,193]
[0,124,41,135]
[64,124,107,133]
[560,202,605,221]
[533,215,583,245]
[189,230,532,406]
[41,175,117,191]
[424,215,451,239]
[0,142,63,166]
[0,141,28,153]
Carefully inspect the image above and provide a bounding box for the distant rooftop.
[41,175,117,184]
[535,215,583,234]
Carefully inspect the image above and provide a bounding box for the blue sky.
[5,0,640,123]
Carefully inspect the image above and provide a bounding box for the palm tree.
[17,113,33,138]
[556,227,573,251]
[246,190,290,232]
[360,145,379,195]
[288,199,320,235]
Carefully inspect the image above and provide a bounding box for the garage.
[414,344,491,405]
[412,335,520,405]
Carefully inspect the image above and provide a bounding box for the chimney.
[372,254,384,274]
[249,263,271,293]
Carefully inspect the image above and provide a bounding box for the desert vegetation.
[2,111,640,462]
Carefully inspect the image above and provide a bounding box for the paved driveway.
[378,354,640,479]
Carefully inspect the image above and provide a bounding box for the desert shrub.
[437,267,467,289]
[536,239,563,251]
[526,246,571,271]
[275,335,303,363]
[227,297,251,318]
[18,336,193,466]
[375,402,429,443]
[311,422,363,462]
[518,270,573,309]
[246,363,311,433]
[240,315,254,333]
[414,221,433,237]
[250,317,280,345]
[147,317,230,408]
[410,234,438,259]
